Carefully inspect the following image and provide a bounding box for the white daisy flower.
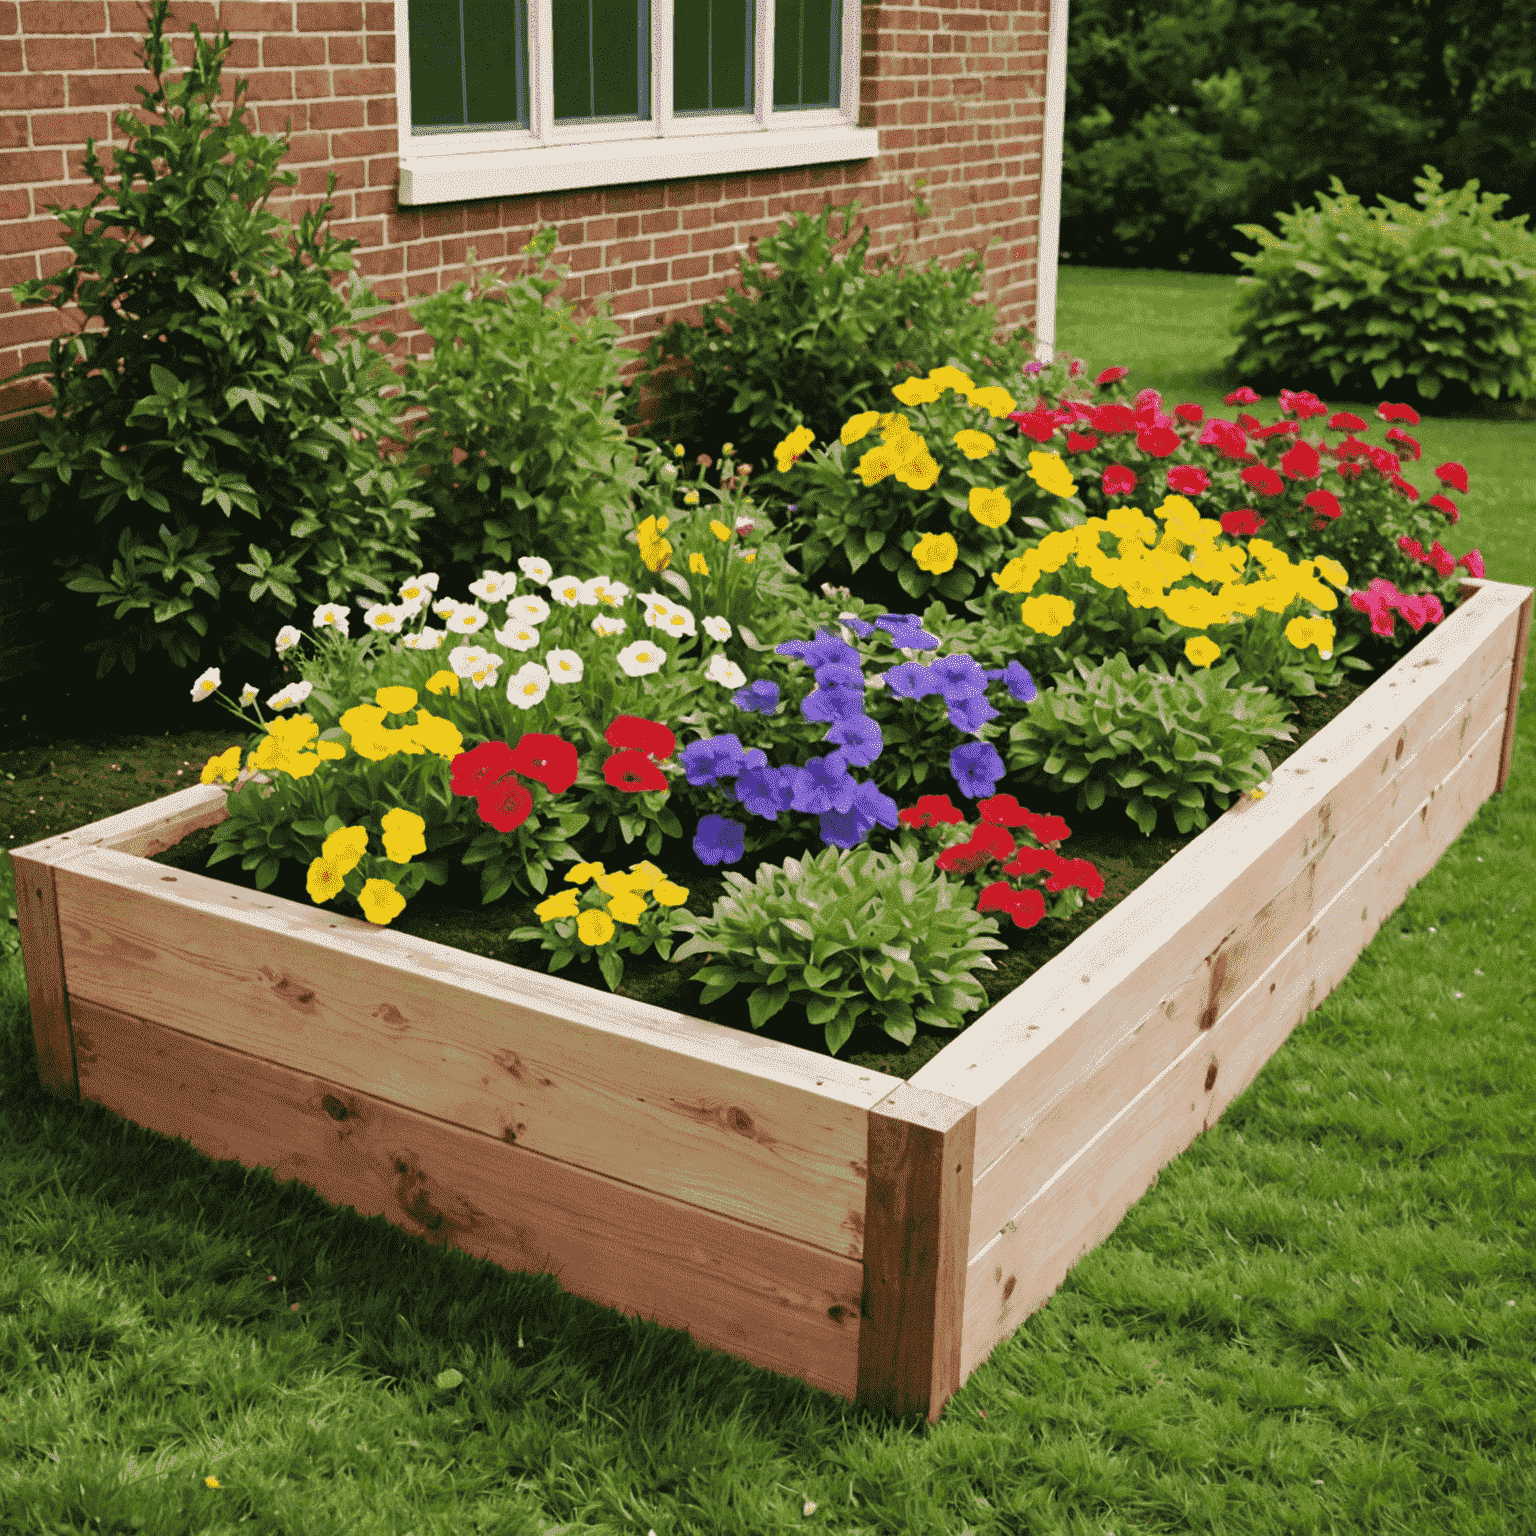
[706,654,748,689]
[591,614,627,638]
[274,625,304,655]
[506,594,551,626]
[433,597,462,621]
[402,626,445,651]
[548,574,587,608]
[617,640,666,677]
[652,605,697,639]
[507,662,551,709]
[493,622,542,652]
[190,667,220,703]
[395,593,426,620]
[703,615,732,643]
[446,604,490,635]
[268,680,315,711]
[518,556,554,586]
[545,648,584,684]
[398,573,439,603]
[363,604,407,634]
[469,571,517,604]
[467,658,502,689]
[581,576,630,609]
[637,590,676,612]
[448,645,495,677]
[313,603,350,633]
[239,683,259,707]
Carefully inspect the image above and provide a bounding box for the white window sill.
[397,124,880,206]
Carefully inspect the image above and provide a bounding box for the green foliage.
[1005,652,1294,836]
[397,235,650,592]
[3,0,430,682]
[1227,168,1536,406]
[668,841,1008,1057]
[613,198,1039,534]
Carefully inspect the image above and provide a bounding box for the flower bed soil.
[145,665,1383,1078]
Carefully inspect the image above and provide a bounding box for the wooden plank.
[957,707,1505,1386]
[1493,583,1532,792]
[52,846,898,1257]
[70,994,864,1400]
[10,782,233,866]
[962,656,1512,1255]
[911,577,1527,1177]
[9,848,78,1100]
[857,1083,975,1422]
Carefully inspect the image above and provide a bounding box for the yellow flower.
[322,826,369,875]
[1027,450,1078,499]
[892,375,945,406]
[687,552,709,577]
[721,442,734,456]
[674,443,685,457]
[1185,636,1221,668]
[381,808,427,864]
[894,449,940,491]
[1035,530,1077,572]
[968,385,1017,417]
[1159,586,1228,630]
[774,424,815,471]
[1144,544,1193,586]
[855,444,895,486]
[426,670,460,696]
[606,889,649,926]
[652,879,690,906]
[1285,615,1336,654]
[316,739,347,761]
[952,429,996,459]
[1154,493,1201,525]
[683,491,700,506]
[710,519,732,541]
[536,888,581,923]
[201,745,242,785]
[968,486,1011,528]
[1121,565,1166,609]
[205,1477,220,1490]
[409,709,464,760]
[993,553,1041,594]
[624,861,665,893]
[576,908,616,946]
[641,536,674,573]
[744,550,756,563]
[926,365,976,394]
[1105,505,1157,546]
[1020,594,1075,636]
[877,411,913,439]
[341,702,388,737]
[841,411,883,445]
[306,856,349,905]
[912,531,958,574]
[594,870,644,899]
[359,879,406,926]
[376,686,418,715]
[565,861,607,885]
[1189,545,1247,585]
[1314,554,1349,590]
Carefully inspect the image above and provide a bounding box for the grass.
[1,265,1533,1533]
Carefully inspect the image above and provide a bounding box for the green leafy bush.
[669,841,1008,1056]
[3,0,430,683]
[1226,167,1536,407]
[396,236,650,594]
[1005,651,1294,835]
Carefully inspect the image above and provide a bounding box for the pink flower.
[1333,436,1371,460]
[1428,540,1456,577]
[1335,462,1363,481]
[1090,402,1136,433]
[1220,510,1266,536]
[1279,440,1322,479]
[1095,366,1129,385]
[1350,578,1404,638]
[1224,386,1262,405]
[1399,535,1427,562]
[1102,464,1136,495]
[1278,389,1328,418]
[1378,402,1421,425]
[1457,549,1486,579]
[1385,428,1422,460]
[1066,430,1099,453]
[1434,461,1470,494]
[1133,387,1164,413]
[1175,402,1205,425]
[1329,411,1368,432]
[1137,426,1181,458]
[1428,492,1459,522]
[1304,488,1342,519]
[1241,464,1284,497]
[1167,464,1210,495]
[1198,417,1252,461]
[1395,592,1444,631]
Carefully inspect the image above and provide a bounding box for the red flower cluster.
[1399,536,1457,577]
[1219,509,1266,536]
[1349,579,1446,638]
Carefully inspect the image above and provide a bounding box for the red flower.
[1020,809,1072,845]
[1250,421,1300,441]
[506,733,579,794]
[1334,462,1363,481]
[900,794,965,829]
[1102,464,1137,495]
[1304,489,1342,519]
[976,883,1047,930]
[1175,402,1205,425]
[1137,426,1181,458]
[1241,464,1284,497]
[1220,510,1266,536]
[1278,389,1328,419]
[1395,592,1444,631]
[1350,580,1403,638]
[1333,436,1370,460]
[1434,461,1469,494]
[476,777,534,833]
[1011,405,1062,442]
[1457,549,1486,579]
[1428,540,1456,577]
[1237,413,1264,431]
[1385,428,1421,461]
[1090,402,1136,433]
[1066,430,1100,453]
[450,740,518,798]
[1224,386,1262,405]
[1167,465,1210,495]
[1279,441,1322,479]
[1366,446,1402,476]
[976,793,1029,827]
[1133,387,1164,412]
[937,824,1017,876]
[1328,412,1367,432]
[1399,535,1427,562]
[605,714,676,760]
[603,750,668,793]
[1378,402,1421,425]
[1095,366,1129,385]
[1044,857,1106,900]
[1390,474,1421,501]
[1197,418,1252,461]
[1001,847,1066,878]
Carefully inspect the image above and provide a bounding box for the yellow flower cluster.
[774,424,816,473]
[534,859,690,946]
[305,811,427,925]
[637,514,673,573]
[991,494,1348,665]
[338,685,466,764]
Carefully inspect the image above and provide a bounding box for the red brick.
[67,73,149,108]
[0,187,29,220]
[0,0,16,32]
[294,68,333,99]
[282,130,331,161]
[264,34,327,67]
[405,240,442,272]
[19,0,104,32]
[307,98,365,129]
[24,36,93,70]
[220,2,296,30]
[0,149,66,185]
[331,128,394,158]
[328,35,363,65]
[33,111,115,147]
[298,2,363,29]
[0,38,19,68]
[365,32,392,63]
[355,244,403,278]
[404,270,437,300]
[640,209,680,237]
[0,115,29,150]
[333,66,394,95]
[354,187,394,216]
[366,97,395,126]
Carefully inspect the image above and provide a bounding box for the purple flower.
[876,613,925,631]
[983,660,1038,704]
[694,814,746,866]
[732,763,797,819]
[777,627,862,670]
[732,679,781,714]
[951,740,1005,799]
[819,780,900,848]
[929,653,989,698]
[839,615,876,638]
[813,662,865,691]
[874,614,940,652]
[946,692,1000,734]
[882,661,945,701]
[680,734,748,786]
[823,713,884,767]
[789,754,860,816]
[801,684,869,725]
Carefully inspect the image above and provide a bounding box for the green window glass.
[673,0,754,115]
[553,0,652,121]
[410,0,530,132]
[773,0,839,109]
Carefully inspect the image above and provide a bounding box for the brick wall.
[0,0,1052,459]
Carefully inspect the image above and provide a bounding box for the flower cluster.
[1348,580,1447,638]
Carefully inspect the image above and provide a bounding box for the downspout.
[1034,0,1069,364]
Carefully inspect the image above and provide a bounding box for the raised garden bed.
[10,577,1531,1420]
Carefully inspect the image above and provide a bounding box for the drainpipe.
[1034,0,1070,365]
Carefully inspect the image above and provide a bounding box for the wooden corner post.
[1496,582,1533,793]
[857,1082,976,1423]
[9,847,80,1101]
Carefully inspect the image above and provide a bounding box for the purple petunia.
[929,653,989,698]
[823,713,884,767]
[983,660,1038,704]
[882,661,945,701]
[680,733,748,786]
[789,754,860,816]
[819,780,900,848]
[838,614,877,638]
[946,692,1000,734]
[732,679,781,714]
[951,740,1005,800]
[801,684,870,725]
[776,627,862,670]
[694,814,746,865]
[731,763,797,819]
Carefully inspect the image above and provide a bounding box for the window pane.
[773,0,839,109]
[674,0,753,115]
[554,0,652,122]
[411,0,529,132]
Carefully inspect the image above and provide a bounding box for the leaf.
[748,984,789,1028]
[434,1368,464,1390]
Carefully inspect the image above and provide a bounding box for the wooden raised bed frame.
[11,577,1532,1421]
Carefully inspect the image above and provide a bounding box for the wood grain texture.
[69,994,864,1399]
[857,1082,975,1422]
[9,847,79,1099]
[9,781,232,866]
[958,703,1507,1384]
[51,847,894,1257]
[1493,582,1532,792]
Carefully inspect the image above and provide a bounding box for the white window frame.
[395,0,878,205]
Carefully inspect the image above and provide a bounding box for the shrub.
[668,840,1008,1056]
[1226,167,1536,408]
[4,0,430,686]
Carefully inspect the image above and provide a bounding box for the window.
[395,0,876,205]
